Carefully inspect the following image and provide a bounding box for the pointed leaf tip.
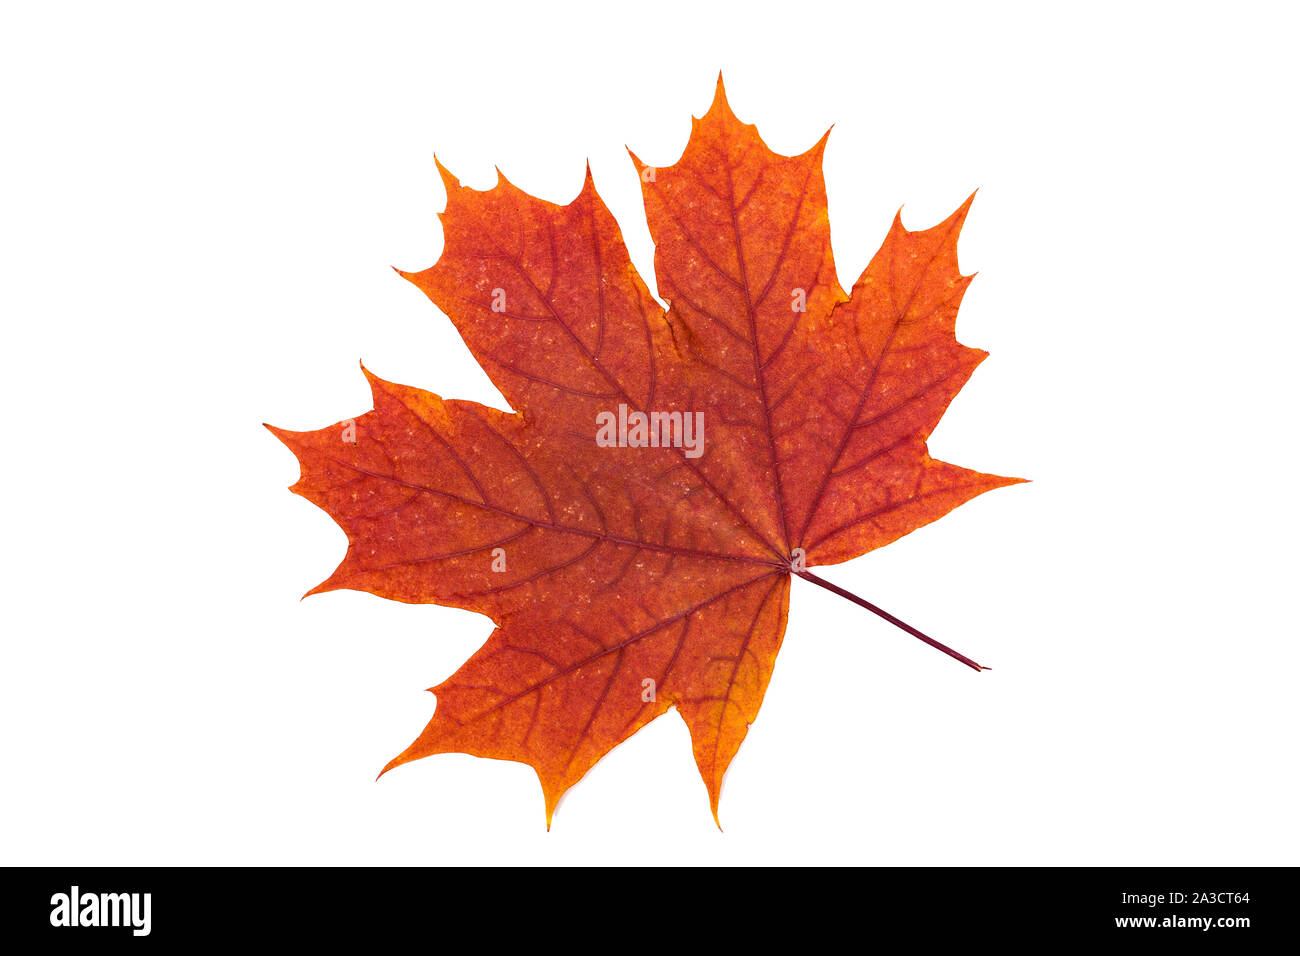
[433,155,459,193]
[704,71,738,124]
[812,124,834,155]
[953,190,977,222]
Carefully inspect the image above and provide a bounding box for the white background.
[2,1,1297,865]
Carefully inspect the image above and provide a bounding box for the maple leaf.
[268,77,1022,827]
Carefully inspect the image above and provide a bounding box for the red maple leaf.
[269,78,1022,826]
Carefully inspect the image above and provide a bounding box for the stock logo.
[594,403,705,458]
[49,885,151,937]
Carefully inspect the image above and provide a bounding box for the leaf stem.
[794,570,988,672]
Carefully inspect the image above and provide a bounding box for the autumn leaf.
[268,77,1022,827]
